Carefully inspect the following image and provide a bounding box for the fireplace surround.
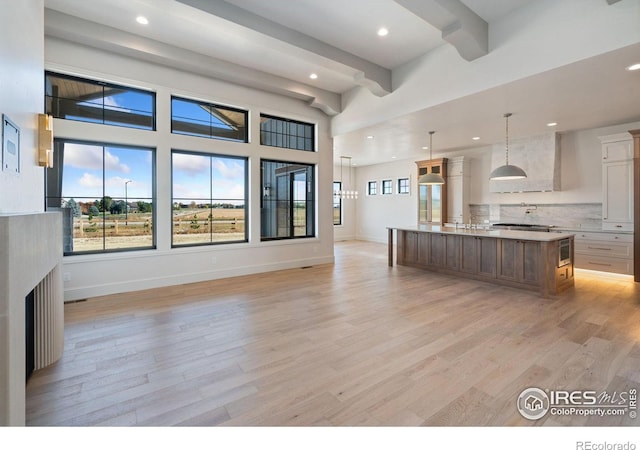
[0,211,64,426]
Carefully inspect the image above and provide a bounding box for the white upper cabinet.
[599,133,634,231]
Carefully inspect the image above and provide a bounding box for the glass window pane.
[45,72,155,131]
[47,139,155,254]
[261,159,315,240]
[259,114,315,152]
[171,96,247,142]
[172,151,247,247]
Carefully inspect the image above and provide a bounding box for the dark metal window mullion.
[209,157,214,243]
[102,144,107,251]
[289,172,295,237]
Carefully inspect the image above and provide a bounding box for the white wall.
[0,0,44,213]
[353,120,640,243]
[354,159,418,243]
[46,38,335,301]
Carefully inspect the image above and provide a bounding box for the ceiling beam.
[44,10,341,116]
[176,0,392,97]
[394,0,488,61]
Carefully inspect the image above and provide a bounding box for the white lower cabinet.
[574,231,634,275]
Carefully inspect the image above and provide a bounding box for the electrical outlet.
[63,272,71,282]
[211,256,217,264]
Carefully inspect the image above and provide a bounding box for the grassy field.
[71,208,246,251]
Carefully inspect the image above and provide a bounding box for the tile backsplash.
[469,203,602,230]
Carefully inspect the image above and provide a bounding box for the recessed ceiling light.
[377,27,389,37]
[626,63,640,71]
[392,156,397,159]
[366,135,374,139]
[472,136,480,141]
[422,146,428,149]
[136,16,149,25]
[309,73,318,79]
[547,122,557,127]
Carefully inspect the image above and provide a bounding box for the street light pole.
[125,179,132,225]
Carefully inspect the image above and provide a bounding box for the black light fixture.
[418,131,445,185]
[489,113,527,180]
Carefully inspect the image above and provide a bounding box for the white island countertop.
[389,224,575,242]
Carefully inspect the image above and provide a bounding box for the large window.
[45,72,155,130]
[260,114,314,151]
[45,139,155,254]
[171,96,248,142]
[172,151,248,247]
[261,160,315,240]
[333,181,342,226]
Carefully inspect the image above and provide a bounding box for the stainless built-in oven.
[558,238,571,267]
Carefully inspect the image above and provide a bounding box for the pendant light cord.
[429,131,434,172]
[504,113,511,166]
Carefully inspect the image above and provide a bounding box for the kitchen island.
[388,225,575,297]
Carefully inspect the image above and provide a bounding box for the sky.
[62,142,153,202]
[172,152,246,202]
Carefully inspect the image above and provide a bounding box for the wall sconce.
[38,113,53,168]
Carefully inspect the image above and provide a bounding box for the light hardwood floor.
[26,241,640,426]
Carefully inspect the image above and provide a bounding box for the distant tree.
[190,201,197,209]
[137,201,152,213]
[88,205,99,219]
[67,198,81,217]
[97,196,113,213]
[173,202,181,211]
[110,201,125,215]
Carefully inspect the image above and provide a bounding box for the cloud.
[212,158,244,180]
[64,143,130,173]
[78,172,102,188]
[173,153,210,176]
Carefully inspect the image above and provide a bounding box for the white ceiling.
[43,0,640,166]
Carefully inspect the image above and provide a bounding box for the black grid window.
[368,181,377,195]
[260,114,314,151]
[261,159,315,240]
[382,180,393,195]
[398,178,410,194]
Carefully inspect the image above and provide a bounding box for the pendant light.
[489,113,527,180]
[418,131,445,185]
[337,156,358,199]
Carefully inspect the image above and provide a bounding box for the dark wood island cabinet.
[388,225,575,297]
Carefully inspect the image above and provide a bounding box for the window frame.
[45,71,156,131]
[333,181,342,226]
[259,113,315,152]
[45,138,157,256]
[368,181,377,196]
[382,179,393,195]
[260,158,316,241]
[398,178,410,195]
[171,149,249,248]
[170,95,248,143]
